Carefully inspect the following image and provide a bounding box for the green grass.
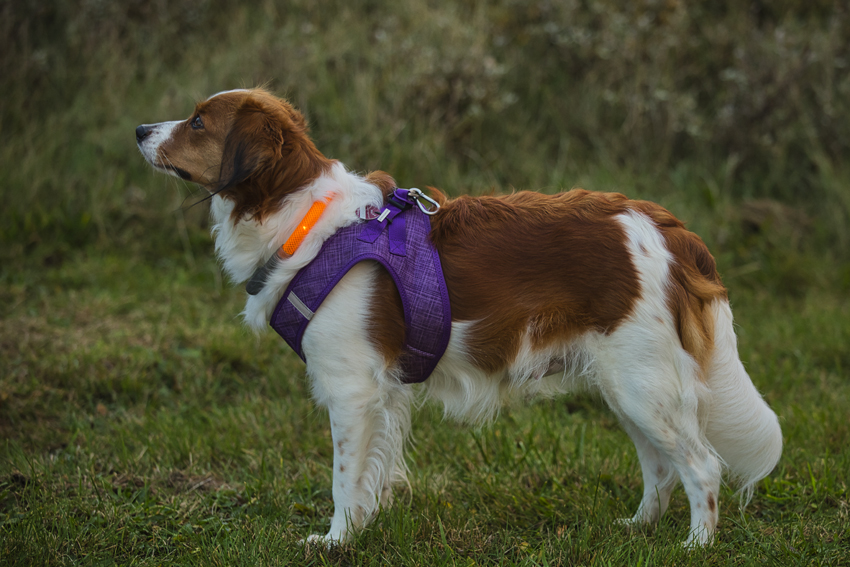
[2,230,849,565]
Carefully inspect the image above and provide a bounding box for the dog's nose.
[136,124,153,143]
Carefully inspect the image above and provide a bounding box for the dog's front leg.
[304,371,411,547]
[300,264,412,546]
[323,399,381,544]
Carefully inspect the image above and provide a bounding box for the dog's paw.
[681,529,713,549]
[615,516,645,528]
[299,533,343,549]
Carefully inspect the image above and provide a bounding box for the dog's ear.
[217,95,304,191]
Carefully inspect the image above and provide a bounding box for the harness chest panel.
[269,205,452,384]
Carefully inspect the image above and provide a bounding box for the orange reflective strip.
[281,197,331,256]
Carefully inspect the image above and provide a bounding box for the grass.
[2,216,849,565]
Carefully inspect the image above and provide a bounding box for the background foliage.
[3,0,850,264]
[1,0,848,565]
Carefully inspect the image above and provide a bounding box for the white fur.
[136,120,181,175]
[598,210,723,545]
[207,88,250,100]
[423,325,597,425]
[703,299,783,503]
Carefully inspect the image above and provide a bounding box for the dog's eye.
[191,115,204,130]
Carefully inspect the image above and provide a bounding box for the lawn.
[2,209,848,566]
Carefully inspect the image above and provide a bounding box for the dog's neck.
[209,161,386,331]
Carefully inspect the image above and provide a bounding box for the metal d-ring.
[407,187,441,215]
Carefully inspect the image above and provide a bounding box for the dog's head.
[136,89,333,220]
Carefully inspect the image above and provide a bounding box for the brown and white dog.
[136,88,782,546]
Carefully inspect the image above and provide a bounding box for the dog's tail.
[703,299,783,504]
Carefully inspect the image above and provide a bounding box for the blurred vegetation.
[1,0,849,289]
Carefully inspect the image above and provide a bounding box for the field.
[2,1,849,565]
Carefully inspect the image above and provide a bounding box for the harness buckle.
[407,188,441,216]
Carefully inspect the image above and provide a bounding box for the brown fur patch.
[155,94,246,186]
[216,92,335,222]
[627,201,727,379]
[364,171,397,199]
[427,189,642,373]
[366,263,407,367]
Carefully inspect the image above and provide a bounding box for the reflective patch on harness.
[287,292,314,320]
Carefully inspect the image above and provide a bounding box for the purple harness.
[269,189,452,384]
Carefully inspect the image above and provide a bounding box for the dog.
[136,88,782,547]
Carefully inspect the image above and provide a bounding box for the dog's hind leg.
[595,337,722,546]
[617,416,678,525]
[605,210,723,545]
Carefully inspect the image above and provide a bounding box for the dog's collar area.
[283,197,332,256]
[245,188,440,296]
[246,195,332,295]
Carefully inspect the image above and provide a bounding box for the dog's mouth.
[137,147,193,181]
[167,164,192,181]
[146,157,193,181]
[136,121,193,181]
